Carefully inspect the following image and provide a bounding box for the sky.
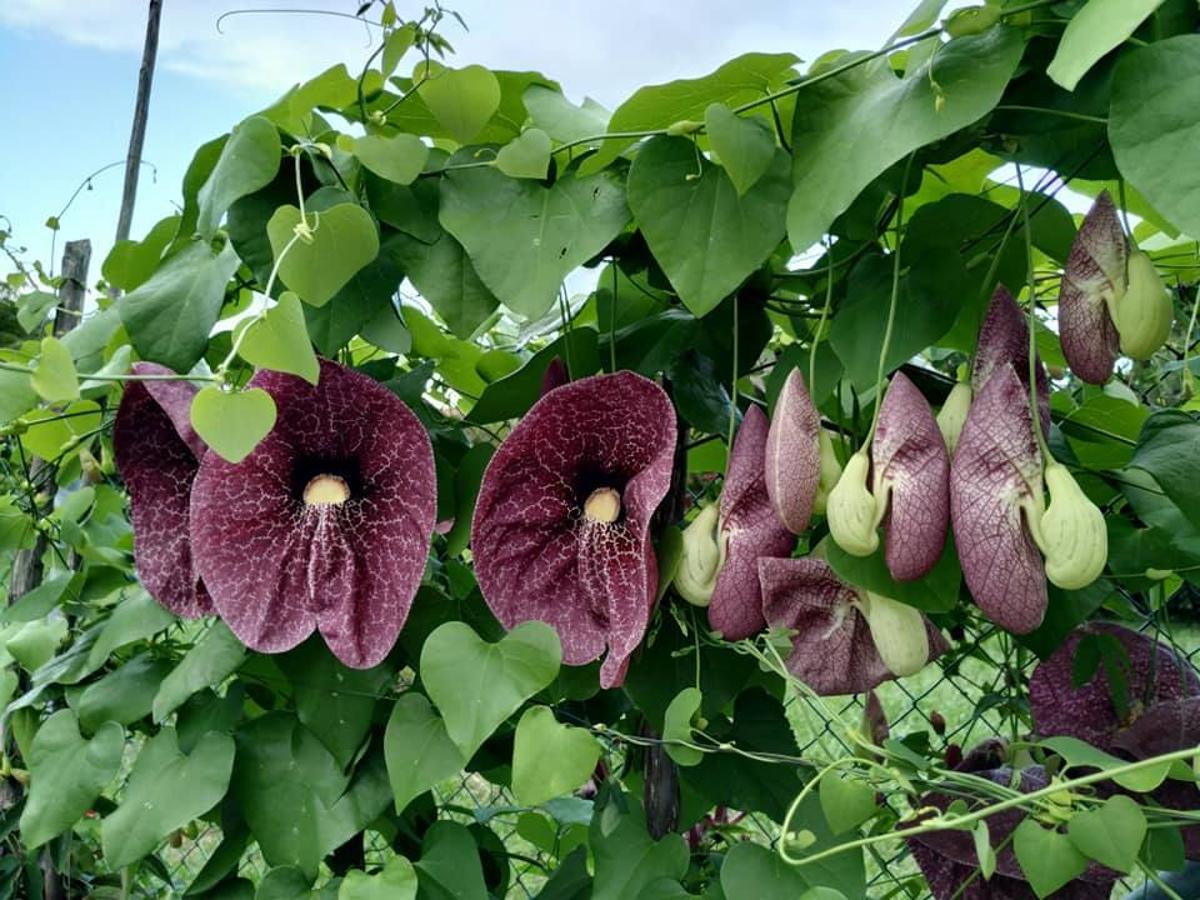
[0,0,923,282]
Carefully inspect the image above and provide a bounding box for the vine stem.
[0,361,213,384]
[809,239,835,393]
[726,294,740,478]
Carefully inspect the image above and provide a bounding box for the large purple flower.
[758,556,946,694]
[114,362,213,618]
[189,359,436,668]
[765,368,820,535]
[708,406,794,641]
[1058,192,1125,385]
[471,371,675,688]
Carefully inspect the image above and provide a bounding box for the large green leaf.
[580,52,798,175]
[1066,794,1146,874]
[101,728,236,868]
[1047,0,1166,91]
[627,136,789,317]
[1130,411,1200,531]
[78,653,174,732]
[18,709,124,848]
[511,706,601,806]
[383,692,465,813]
[267,203,380,308]
[119,240,241,372]
[420,620,561,759]
[719,842,809,900]
[103,215,181,292]
[523,85,610,144]
[197,116,281,238]
[438,166,629,319]
[704,102,777,196]
[1012,819,1088,898]
[414,62,501,145]
[787,27,1024,252]
[391,230,499,340]
[590,796,689,900]
[86,589,176,669]
[237,291,320,384]
[414,821,488,900]
[153,620,247,722]
[1109,35,1200,241]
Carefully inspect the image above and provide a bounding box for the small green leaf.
[18,710,124,849]
[420,620,561,759]
[152,620,247,722]
[704,103,776,196]
[511,706,601,806]
[1047,0,1166,92]
[238,292,320,384]
[31,336,80,402]
[339,856,418,900]
[16,291,59,333]
[414,62,501,145]
[384,692,466,813]
[1012,818,1088,898]
[381,24,416,77]
[19,399,101,460]
[266,203,380,308]
[197,115,281,238]
[413,821,489,900]
[1066,794,1147,874]
[819,772,878,835]
[191,386,277,464]
[102,215,180,292]
[353,133,430,185]
[1039,735,1172,792]
[973,820,996,880]
[662,687,704,767]
[495,129,552,179]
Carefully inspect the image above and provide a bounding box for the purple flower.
[765,368,820,535]
[471,371,676,688]
[1059,192,1125,385]
[707,406,794,641]
[114,362,213,618]
[971,285,1050,434]
[758,556,946,694]
[188,359,436,668]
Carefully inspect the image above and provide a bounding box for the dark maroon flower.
[189,359,436,668]
[708,406,794,641]
[541,356,569,396]
[765,368,820,535]
[758,556,946,694]
[1059,192,1125,385]
[871,371,949,581]
[471,371,675,688]
[114,362,213,618]
[971,284,1050,434]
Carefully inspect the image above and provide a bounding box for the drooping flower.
[764,368,820,534]
[189,359,436,669]
[471,371,675,688]
[758,555,946,694]
[674,504,722,607]
[870,372,949,581]
[1115,251,1173,360]
[971,284,1050,434]
[1058,191,1126,385]
[907,739,1118,899]
[707,405,794,641]
[114,362,213,618]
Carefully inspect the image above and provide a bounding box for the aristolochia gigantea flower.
[189,359,436,668]
[114,362,213,618]
[471,371,676,688]
[1059,191,1126,384]
[764,367,820,535]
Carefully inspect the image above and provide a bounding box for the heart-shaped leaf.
[704,103,776,196]
[19,710,124,849]
[352,132,429,185]
[190,385,277,464]
[439,165,629,319]
[511,706,601,806]
[237,291,320,384]
[819,772,878,835]
[20,399,101,460]
[197,115,281,238]
[101,728,236,868]
[339,856,418,900]
[414,61,501,144]
[973,820,996,880]
[383,692,465,813]
[266,203,380,308]
[420,620,561,758]
[17,290,58,333]
[153,620,246,723]
[1066,794,1146,874]
[31,335,80,402]
[627,135,790,317]
[495,128,551,179]
[1012,818,1088,898]
[662,687,704,767]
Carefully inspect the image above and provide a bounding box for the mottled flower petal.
[114,362,212,618]
[1059,191,1125,385]
[1112,696,1200,760]
[1030,623,1199,749]
[971,284,1050,433]
[765,368,820,534]
[708,406,793,640]
[541,356,569,396]
[758,557,946,695]
[190,359,436,668]
[471,371,675,687]
[872,372,949,581]
[950,364,1047,633]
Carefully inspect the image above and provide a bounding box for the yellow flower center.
[583,487,621,523]
[303,474,351,507]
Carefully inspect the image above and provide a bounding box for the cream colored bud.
[935,382,973,454]
[674,504,724,608]
[1115,251,1172,360]
[812,428,844,516]
[859,592,929,677]
[1033,461,1107,590]
[826,451,879,557]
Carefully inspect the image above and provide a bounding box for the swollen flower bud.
[1114,251,1172,360]
[1032,462,1107,590]
[674,504,724,608]
[935,382,972,454]
[826,451,879,557]
[812,428,844,516]
[858,592,930,677]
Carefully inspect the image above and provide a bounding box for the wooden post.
[113,0,163,247]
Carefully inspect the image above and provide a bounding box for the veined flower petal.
[114,362,212,618]
[1059,191,1125,384]
[189,359,436,668]
[765,368,820,534]
[471,371,676,688]
[972,284,1050,434]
